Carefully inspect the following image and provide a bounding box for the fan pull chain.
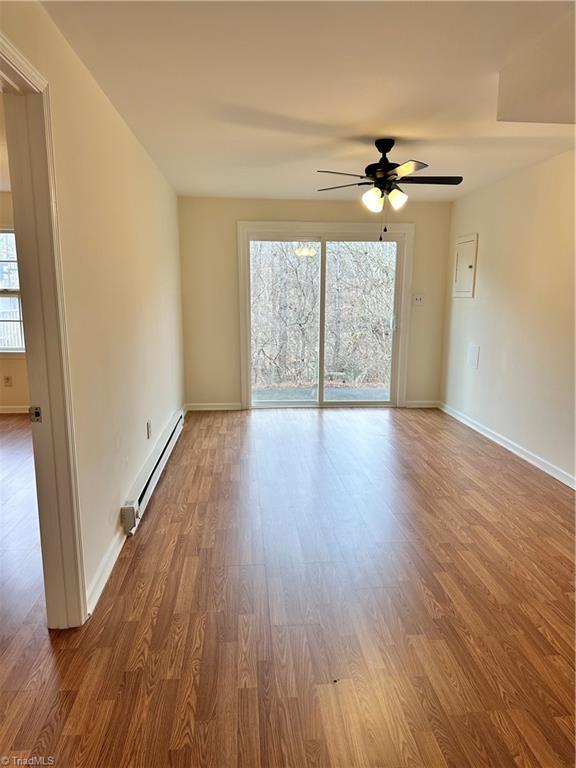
[379,195,388,240]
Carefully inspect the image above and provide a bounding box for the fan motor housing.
[364,161,399,180]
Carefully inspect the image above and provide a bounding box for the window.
[324,240,397,402]
[250,240,321,404]
[0,231,25,352]
[245,228,405,407]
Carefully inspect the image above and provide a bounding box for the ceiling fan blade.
[398,175,463,185]
[317,182,372,191]
[317,170,366,178]
[388,160,428,178]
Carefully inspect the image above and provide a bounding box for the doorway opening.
[0,184,43,625]
[238,222,414,410]
[0,35,86,628]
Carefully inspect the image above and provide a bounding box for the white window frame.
[0,228,26,356]
[237,221,415,409]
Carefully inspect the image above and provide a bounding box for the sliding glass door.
[248,235,401,407]
[250,240,321,404]
[324,241,397,403]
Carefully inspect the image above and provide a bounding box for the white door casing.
[1,33,87,628]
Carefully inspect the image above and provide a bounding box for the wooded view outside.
[324,240,396,401]
[251,240,321,402]
[250,239,397,403]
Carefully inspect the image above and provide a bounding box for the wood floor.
[0,408,574,767]
[0,415,45,629]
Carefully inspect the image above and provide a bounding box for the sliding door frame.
[237,221,415,410]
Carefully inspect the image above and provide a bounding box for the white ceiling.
[35,2,576,200]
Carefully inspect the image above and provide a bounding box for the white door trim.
[237,221,415,410]
[1,33,87,628]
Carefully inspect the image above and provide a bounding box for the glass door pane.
[324,240,397,402]
[250,240,321,404]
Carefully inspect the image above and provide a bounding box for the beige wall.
[0,5,184,594]
[179,197,451,406]
[0,191,29,410]
[442,150,574,478]
[0,191,13,227]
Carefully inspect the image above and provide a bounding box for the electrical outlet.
[3,375,13,387]
[146,420,152,440]
[413,293,425,305]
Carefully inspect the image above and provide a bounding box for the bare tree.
[250,240,396,398]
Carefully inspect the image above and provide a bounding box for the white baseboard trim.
[404,400,440,408]
[0,405,29,414]
[86,529,126,615]
[185,402,243,411]
[440,402,575,489]
[86,408,184,614]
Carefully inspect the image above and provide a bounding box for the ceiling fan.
[317,138,463,212]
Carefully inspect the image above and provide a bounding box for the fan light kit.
[317,138,463,213]
[361,187,384,213]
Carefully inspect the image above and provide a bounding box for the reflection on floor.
[0,415,45,633]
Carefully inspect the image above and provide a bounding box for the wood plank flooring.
[0,408,574,766]
[0,415,45,632]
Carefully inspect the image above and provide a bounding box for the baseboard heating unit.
[121,410,184,535]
